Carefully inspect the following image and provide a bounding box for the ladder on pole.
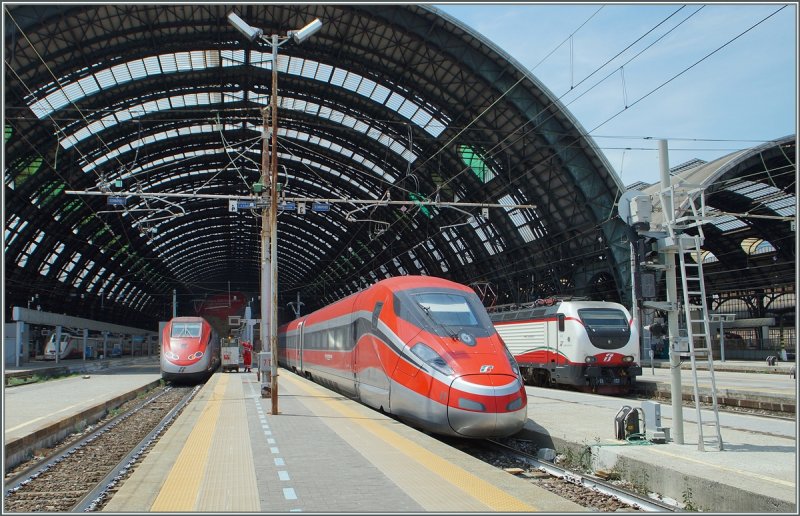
[674,192,723,451]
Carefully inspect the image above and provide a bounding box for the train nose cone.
[447,374,527,438]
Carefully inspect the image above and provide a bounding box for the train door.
[556,313,566,363]
[354,298,391,410]
[297,320,305,372]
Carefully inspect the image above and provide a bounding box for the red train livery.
[161,316,221,383]
[278,275,527,438]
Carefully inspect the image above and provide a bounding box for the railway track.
[445,437,679,512]
[3,384,199,512]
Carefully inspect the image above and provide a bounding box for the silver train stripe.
[451,375,522,396]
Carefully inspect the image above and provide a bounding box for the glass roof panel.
[499,193,536,243]
[143,56,161,74]
[458,145,496,183]
[299,59,318,79]
[111,63,133,84]
[712,213,747,232]
[29,53,447,137]
[127,59,147,79]
[78,75,101,95]
[59,84,418,168]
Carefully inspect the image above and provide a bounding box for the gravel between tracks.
[4,385,191,512]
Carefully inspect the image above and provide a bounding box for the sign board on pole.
[312,202,330,212]
[258,351,271,397]
[107,196,126,206]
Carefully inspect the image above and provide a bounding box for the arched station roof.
[5,4,639,327]
[638,135,796,316]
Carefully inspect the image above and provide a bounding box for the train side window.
[557,314,565,332]
[372,302,383,327]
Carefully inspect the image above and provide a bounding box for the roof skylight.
[29,51,447,137]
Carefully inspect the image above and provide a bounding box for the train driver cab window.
[578,309,628,330]
[171,322,201,338]
[557,313,565,332]
[415,293,479,327]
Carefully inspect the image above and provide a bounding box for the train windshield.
[578,308,631,349]
[171,322,202,338]
[578,309,629,329]
[394,288,494,338]
[415,293,480,327]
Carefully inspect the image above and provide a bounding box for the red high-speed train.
[161,316,221,383]
[278,275,528,438]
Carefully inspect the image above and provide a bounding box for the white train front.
[489,299,642,393]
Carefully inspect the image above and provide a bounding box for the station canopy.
[2,4,679,327]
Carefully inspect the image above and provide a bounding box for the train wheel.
[533,370,550,387]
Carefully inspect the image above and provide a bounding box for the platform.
[103,370,583,512]
[3,356,161,470]
[635,358,796,413]
[518,378,796,512]
[3,360,796,512]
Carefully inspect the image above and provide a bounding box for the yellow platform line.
[283,373,538,512]
[151,375,228,511]
[197,375,260,510]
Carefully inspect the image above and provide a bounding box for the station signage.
[107,196,127,206]
[312,202,330,212]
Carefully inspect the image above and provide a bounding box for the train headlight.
[622,355,634,362]
[503,346,521,379]
[410,343,454,376]
[458,398,486,412]
[585,356,597,363]
[506,397,524,411]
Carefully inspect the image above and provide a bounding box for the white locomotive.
[488,299,641,393]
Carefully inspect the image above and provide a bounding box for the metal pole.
[720,319,726,362]
[630,239,641,358]
[269,34,280,415]
[15,321,23,367]
[660,139,684,445]
[260,105,270,391]
[55,325,62,364]
[172,289,176,318]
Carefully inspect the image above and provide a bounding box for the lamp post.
[228,12,323,415]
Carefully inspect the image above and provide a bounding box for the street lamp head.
[228,12,263,42]
[289,18,322,44]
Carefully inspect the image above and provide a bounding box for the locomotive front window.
[171,322,201,338]
[414,293,479,327]
[578,309,629,328]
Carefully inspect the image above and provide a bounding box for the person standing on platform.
[242,341,253,373]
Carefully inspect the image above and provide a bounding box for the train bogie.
[278,276,528,438]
